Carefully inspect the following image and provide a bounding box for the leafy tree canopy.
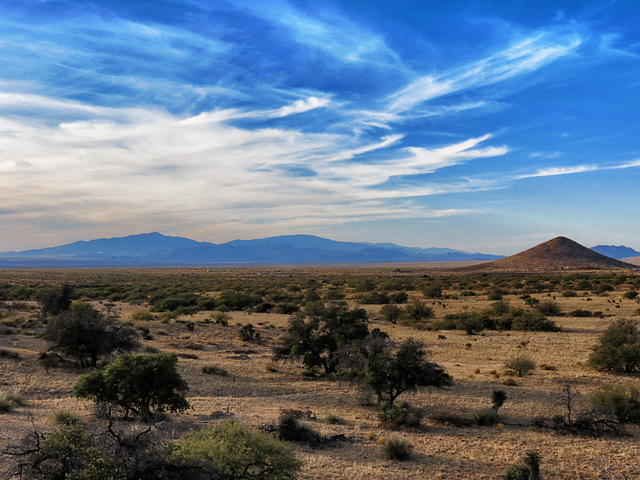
[74,353,189,420]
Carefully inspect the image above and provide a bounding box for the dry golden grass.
[1,268,640,479]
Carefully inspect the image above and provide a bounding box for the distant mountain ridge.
[0,232,503,267]
[590,244,640,259]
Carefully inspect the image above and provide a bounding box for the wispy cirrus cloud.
[387,29,583,113]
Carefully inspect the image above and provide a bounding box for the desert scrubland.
[1,266,640,479]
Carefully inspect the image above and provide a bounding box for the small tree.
[356,337,451,407]
[44,302,137,367]
[379,304,402,324]
[273,304,369,375]
[74,353,189,420]
[505,356,536,377]
[38,285,75,318]
[590,384,640,424]
[589,318,640,373]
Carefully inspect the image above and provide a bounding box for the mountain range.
[0,232,504,267]
[0,232,638,268]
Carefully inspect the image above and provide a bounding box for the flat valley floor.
[1,266,640,479]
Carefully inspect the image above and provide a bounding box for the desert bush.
[355,337,451,407]
[504,356,536,377]
[359,292,390,305]
[403,301,434,322]
[423,284,442,298]
[378,401,423,428]
[6,422,111,480]
[54,410,83,425]
[475,408,499,426]
[389,291,408,304]
[0,348,20,359]
[169,421,302,480]
[383,437,412,461]
[44,301,137,367]
[501,451,541,480]
[238,323,261,342]
[202,364,229,377]
[273,304,369,375]
[379,304,402,324]
[74,353,189,420]
[590,385,640,424]
[326,413,346,425]
[0,391,26,413]
[277,414,318,443]
[588,318,640,373]
[38,285,75,317]
[211,311,231,325]
[534,300,562,316]
[624,290,639,300]
[131,310,154,322]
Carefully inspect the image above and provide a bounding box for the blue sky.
[1,0,639,254]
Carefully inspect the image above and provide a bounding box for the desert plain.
[1,264,640,479]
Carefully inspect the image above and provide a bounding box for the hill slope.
[462,236,637,272]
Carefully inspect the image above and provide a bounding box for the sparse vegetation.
[589,318,640,373]
[504,356,536,377]
[74,352,189,420]
[2,267,640,479]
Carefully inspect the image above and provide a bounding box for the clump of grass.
[142,345,160,354]
[383,437,413,461]
[0,348,20,359]
[277,414,318,443]
[201,364,229,376]
[54,410,83,425]
[502,378,518,386]
[326,413,346,425]
[0,391,26,413]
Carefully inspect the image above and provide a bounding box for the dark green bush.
[589,319,640,373]
[590,385,640,423]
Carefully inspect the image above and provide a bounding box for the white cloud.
[516,165,597,179]
[388,29,582,113]
[270,97,330,118]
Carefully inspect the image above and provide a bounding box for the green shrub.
[131,310,154,322]
[590,384,640,424]
[0,390,26,412]
[211,311,231,325]
[202,365,229,376]
[534,300,562,316]
[504,356,536,377]
[238,323,261,342]
[378,401,423,428]
[475,408,499,426]
[74,353,189,420]
[277,414,318,443]
[169,421,302,480]
[383,437,413,461]
[54,410,83,425]
[326,413,346,424]
[589,318,640,373]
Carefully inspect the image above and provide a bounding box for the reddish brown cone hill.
[461,237,637,272]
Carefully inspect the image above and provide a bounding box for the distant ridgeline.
[0,232,504,267]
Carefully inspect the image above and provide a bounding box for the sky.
[1,0,640,255]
